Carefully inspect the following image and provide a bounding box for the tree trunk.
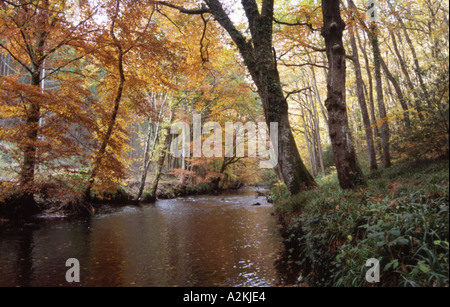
[379,54,411,127]
[207,0,316,195]
[304,87,321,175]
[321,0,365,189]
[392,7,431,109]
[85,49,125,199]
[19,30,46,214]
[147,109,175,201]
[179,156,186,184]
[370,22,392,168]
[389,30,424,120]
[18,70,41,212]
[356,30,382,159]
[85,3,128,200]
[136,93,167,201]
[309,61,329,130]
[264,82,316,193]
[137,118,155,201]
[1,0,95,216]
[309,88,325,174]
[347,0,377,170]
[300,99,316,177]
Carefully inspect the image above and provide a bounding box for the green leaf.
[419,263,430,273]
[393,260,399,269]
[387,229,401,237]
[390,237,409,246]
[434,240,450,247]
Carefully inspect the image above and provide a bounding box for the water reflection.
[0,188,284,287]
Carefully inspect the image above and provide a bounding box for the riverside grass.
[272,159,449,287]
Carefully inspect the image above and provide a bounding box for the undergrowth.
[272,159,449,287]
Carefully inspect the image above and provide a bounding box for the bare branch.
[152,1,210,15]
[273,17,320,32]
[200,14,210,63]
[0,42,33,74]
[285,87,311,100]
[279,60,328,70]
[1,0,34,9]
[155,7,183,32]
[206,0,253,55]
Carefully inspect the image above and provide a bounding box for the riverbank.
[272,159,449,287]
[0,175,269,222]
[0,178,228,221]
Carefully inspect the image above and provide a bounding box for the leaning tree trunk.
[389,30,424,120]
[84,52,125,200]
[136,118,157,201]
[300,99,315,176]
[307,72,326,174]
[379,55,411,127]
[207,0,316,195]
[308,56,329,130]
[305,88,322,175]
[85,4,127,200]
[257,60,317,193]
[392,8,431,109]
[321,0,365,189]
[136,92,167,201]
[147,109,175,202]
[156,0,316,195]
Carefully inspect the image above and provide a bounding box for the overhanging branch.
[273,17,320,32]
[285,87,311,100]
[152,1,210,15]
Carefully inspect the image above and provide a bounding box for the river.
[0,187,286,287]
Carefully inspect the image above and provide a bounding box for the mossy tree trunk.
[155,0,316,194]
[207,0,316,195]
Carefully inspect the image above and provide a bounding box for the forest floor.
[273,158,449,287]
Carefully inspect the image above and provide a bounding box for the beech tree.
[0,0,447,217]
[321,0,364,189]
[154,0,316,195]
[0,0,97,215]
[83,0,132,199]
[83,0,179,199]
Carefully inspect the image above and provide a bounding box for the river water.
[0,187,286,287]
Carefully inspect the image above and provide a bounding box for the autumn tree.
[154,0,316,195]
[83,0,132,199]
[0,0,98,215]
[83,0,179,200]
[135,91,168,201]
